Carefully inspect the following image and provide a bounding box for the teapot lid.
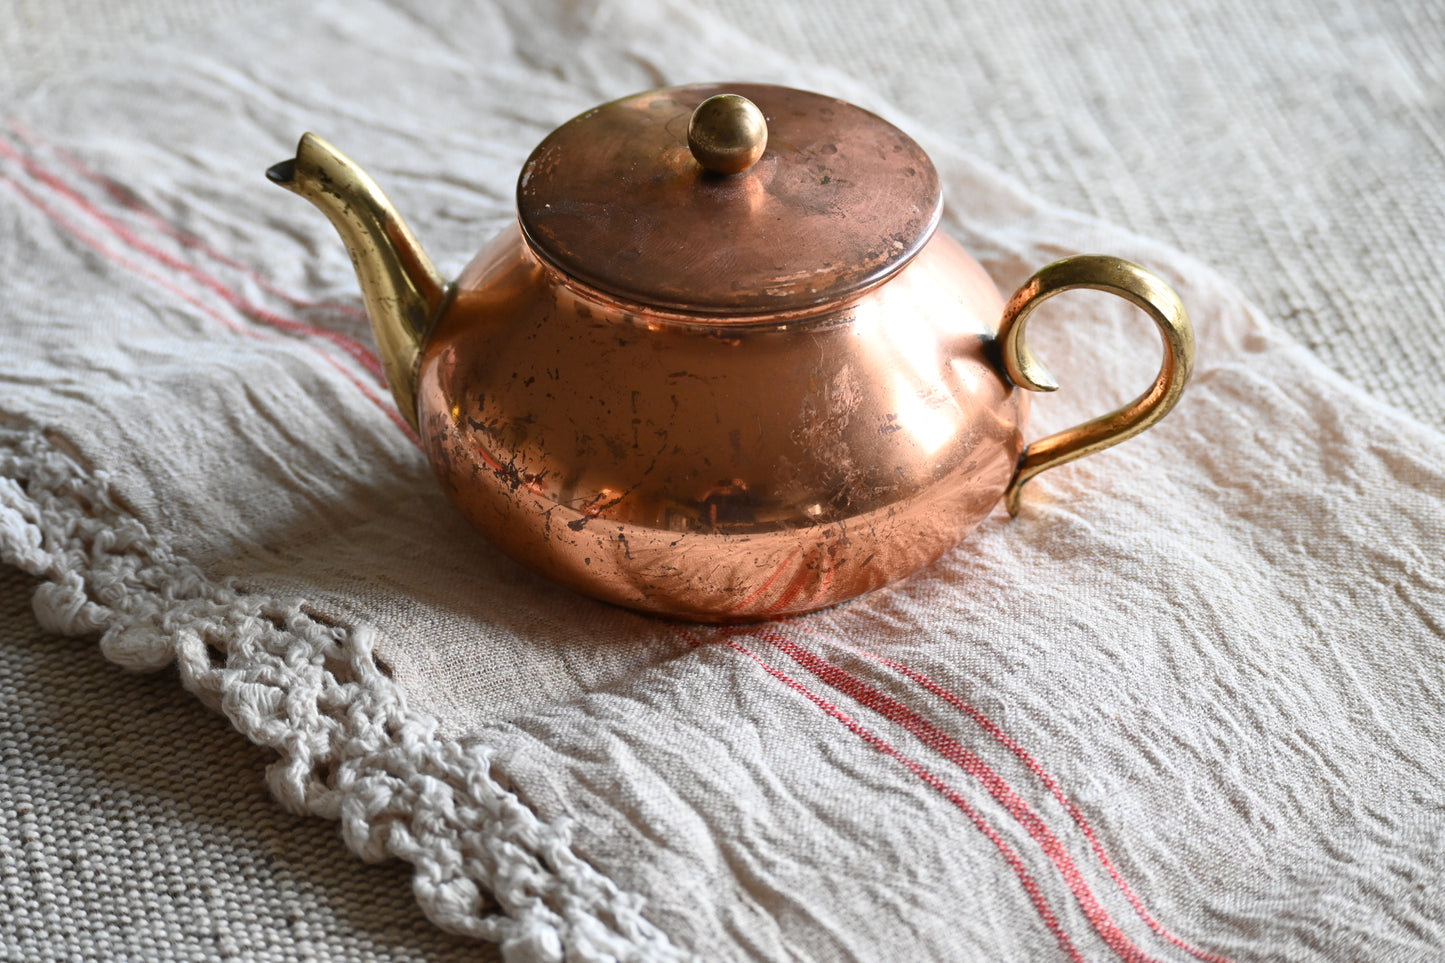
[516,82,942,317]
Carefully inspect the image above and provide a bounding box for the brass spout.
[267,133,447,430]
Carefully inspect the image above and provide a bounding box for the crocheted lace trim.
[0,428,683,963]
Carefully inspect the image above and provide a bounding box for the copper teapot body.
[269,83,1193,622]
[419,223,1024,620]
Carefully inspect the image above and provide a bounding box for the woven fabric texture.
[1,0,1442,961]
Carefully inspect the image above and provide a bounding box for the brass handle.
[998,255,1195,516]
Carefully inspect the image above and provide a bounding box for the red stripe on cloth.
[857,648,1231,963]
[708,633,1089,963]
[755,628,1164,963]
[0,170,419,446]
[0,131,387,385]
[10,120,368,323]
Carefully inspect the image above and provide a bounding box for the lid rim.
[518,211,945,326]
[517,82,944,316]
[517,201,944,320]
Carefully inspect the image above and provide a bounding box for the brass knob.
[687,94,768,175]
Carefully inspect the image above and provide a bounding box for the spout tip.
[266,157,298,187]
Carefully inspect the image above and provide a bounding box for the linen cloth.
[2,1,1444,961]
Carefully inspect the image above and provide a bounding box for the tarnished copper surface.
[517,83,943,316]
[271,83,1197,622]
[417,225,1024,621]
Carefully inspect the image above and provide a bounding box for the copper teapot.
[268,83,1193,622]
